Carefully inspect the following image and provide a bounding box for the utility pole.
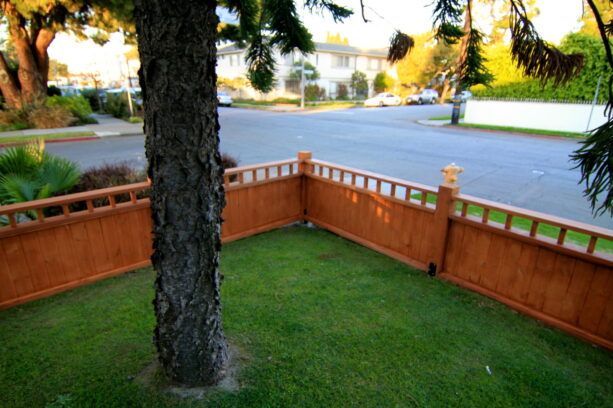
[300,56,305,109]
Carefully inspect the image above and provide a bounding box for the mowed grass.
[416,192,612,253]
[0,226,611,408]
[0,131,95,144]
[457,123,585,139]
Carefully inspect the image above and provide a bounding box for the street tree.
[133,0,351,386]
[0,0,133,109]
[132,0,612,389]
[351,70,368,98]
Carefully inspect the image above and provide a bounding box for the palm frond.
[0,144,42,177]
[388,31,415,63]
[38,153,81,194]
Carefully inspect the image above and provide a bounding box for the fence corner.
[298,151,312,222]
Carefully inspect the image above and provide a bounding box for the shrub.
[45,95,95,124]
[0,141,80,222]
[0,110,22,127]
[27,107,75,129]
[104,93,130,118]
[67,162,147,211]
[336,84,349,100]
[80,88,102,112]
[305,84,325,101]
[221,153,239,182]
[47,85,62,97]
[271,97,299,105]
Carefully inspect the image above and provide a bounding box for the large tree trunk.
[0,2,49,108]
[134,0,228,386]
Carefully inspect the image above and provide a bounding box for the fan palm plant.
[0,141,80,223]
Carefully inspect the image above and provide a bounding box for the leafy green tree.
[374,72,391,93]
[0,0,133,109]
[351,70,368,98]
[289,61,320,82]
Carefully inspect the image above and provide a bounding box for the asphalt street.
[45,104,613,229]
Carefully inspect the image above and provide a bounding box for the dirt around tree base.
[135,343,243,399]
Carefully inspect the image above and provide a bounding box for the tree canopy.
[0,0,133,108]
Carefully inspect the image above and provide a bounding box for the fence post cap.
[298,151,312,160]
[441,163,464,186]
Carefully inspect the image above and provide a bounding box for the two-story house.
[217,41,395,100]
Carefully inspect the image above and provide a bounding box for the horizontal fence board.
[443,221,612,349]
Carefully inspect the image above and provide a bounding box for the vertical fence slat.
[557,228,567,245]
[530,220,539,237]
[504,214,513,230]
[587,236,598,254]
[36,209,44,223]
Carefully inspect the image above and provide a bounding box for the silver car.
[217,91,233,107]
[406,89,439,104]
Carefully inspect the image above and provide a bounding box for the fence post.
[429,164,463,276]
[298,151,312,222]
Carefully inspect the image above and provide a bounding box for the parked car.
[217,91,233,107]
[451,90,472,102]
[364,92,401,107]
[406,89,439,104]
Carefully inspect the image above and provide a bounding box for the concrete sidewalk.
[0,113,144,139]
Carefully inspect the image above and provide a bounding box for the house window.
[285,79,300,94]
[332,55,352,68]
[368,58,382,71]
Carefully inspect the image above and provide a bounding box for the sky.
[48,0,586,79]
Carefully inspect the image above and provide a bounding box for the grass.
[457,123,586,139]
[0,131,96,144]
[1,226,611,408]
[428,114,464,120]
[416,192,612,252]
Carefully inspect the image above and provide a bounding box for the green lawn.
[416,193,612,252]
[457,123,585,139]
[0,131,96,144]
[0,226,611,408]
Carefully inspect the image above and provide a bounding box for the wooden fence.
[0,152,611,350]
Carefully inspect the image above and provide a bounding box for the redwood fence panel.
[0,159,301,310]
[0,152,611,350]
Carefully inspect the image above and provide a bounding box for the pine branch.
[245,32,276,93]
[509,0,584,87]
[304,0,353,23]
[221,0,259,36]
[432,0,465,44]
[265,0,314,55]
[388,31,415,63]
[458,28,493,88]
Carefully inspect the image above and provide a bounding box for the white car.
[217,91,233,107]
[364,92,401,107]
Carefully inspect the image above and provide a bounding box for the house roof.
[217,42,388,58]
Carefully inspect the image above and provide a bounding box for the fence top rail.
[223,158,298,176]
[306,159,439,195]
[0,181,151,215]
[455,193,613,240]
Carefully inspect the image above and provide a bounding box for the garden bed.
[0,226,611,407]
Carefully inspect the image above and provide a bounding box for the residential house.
[217,42,395,100]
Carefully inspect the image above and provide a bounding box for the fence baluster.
[529,220,539,237]
[420,192,427,206]
[328,168,333,179]
[265,168,270,179]
[340,171,345,184]
[405,188,411,201]
[86,200,94,213]
[482,208,490,223]
[252,169,257,181]
[62,204,70,217]
[36,208,45,223]
[109,196,116,208]
[351,173,356,186]
[461,202,468,217]
[390,184,396,197]
[8,213,17,228]
[239,172,244,184]
[587,236,598,254]
[318,165,323,176]
[129,192,137,204]
[363,176,368,189]
[557,228,567,245]
[504,214,513,230]
[289,164,294,175]
[376,180,381,193]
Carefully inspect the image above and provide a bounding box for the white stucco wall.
[464,100,608,133]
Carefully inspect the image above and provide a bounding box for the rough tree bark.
[0,2,51,108]
[134,0,228,386]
